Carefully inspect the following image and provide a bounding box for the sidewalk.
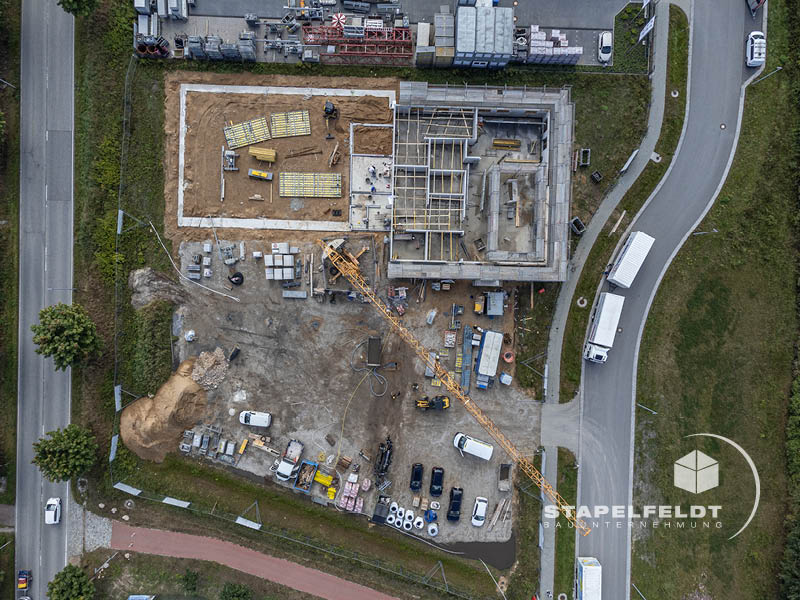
[110,521,401,600]
[538,0,673,596]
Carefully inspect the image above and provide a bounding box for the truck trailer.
[576,557,602,600]
[583,292,625,364]
[606,231,655,289]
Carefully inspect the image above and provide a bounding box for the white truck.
[275,439,304,481]
[607,231,655,289]
[583,292,625,364]
[576,557,602,600]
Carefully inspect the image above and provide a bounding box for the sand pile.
[191,347,228,389]
[120,357,207,462]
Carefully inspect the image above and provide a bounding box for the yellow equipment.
[248,168,273,181]
[314,470,333,487]
[248,147,277,163]
[415,395,450,410]
[318,240,591,536]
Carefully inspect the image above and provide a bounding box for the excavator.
[415,395,450,411]
[318,239,591,536]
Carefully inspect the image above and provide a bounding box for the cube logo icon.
[674,450,719,494]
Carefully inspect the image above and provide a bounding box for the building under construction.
[387,82,573,283]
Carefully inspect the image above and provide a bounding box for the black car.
[410,463,424,491]
[430,466,444,497]
[447,487,463,521]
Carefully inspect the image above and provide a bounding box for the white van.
[453,432,494,460]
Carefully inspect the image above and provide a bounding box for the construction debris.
[191,347,229,389]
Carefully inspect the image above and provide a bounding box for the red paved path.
[111,521,401,600]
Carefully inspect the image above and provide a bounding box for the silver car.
[598,31,613,63]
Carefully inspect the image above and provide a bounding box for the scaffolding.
[279,172,342,198]
[223,117,271,149]
[270,110,312,138]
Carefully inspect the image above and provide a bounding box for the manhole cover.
[577,296,588,308]
[671,89,679,98]
[720,123,727,130]
[124,499,135,510]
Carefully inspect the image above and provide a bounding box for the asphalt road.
[576,1,761,598]
[16,0,74,595]
[189,0,627,31]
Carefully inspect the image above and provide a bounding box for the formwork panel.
[223,116,271,149]
[270,110,312,138]
[279,172,342,198]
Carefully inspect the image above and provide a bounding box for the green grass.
[553,449,577,597]
[560,5,689,401]
[0,0,21,505]
[516,283,559,396]
[506,457,542,599]
[630,0,797,596]
[0,533,14,600]
[612,3,650,74]
[85,550,314,599]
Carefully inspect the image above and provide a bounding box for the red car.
[17,569,32,590]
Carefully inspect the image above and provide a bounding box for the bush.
[182,569,199,594]
[220,582,252,600]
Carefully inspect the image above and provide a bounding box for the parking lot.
[151,235,542,548]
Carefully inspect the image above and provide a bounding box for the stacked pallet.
[248,147,277,162]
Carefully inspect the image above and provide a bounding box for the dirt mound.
[191,347,228,389]
[128,267,186,310]
[120,357,207,462]
[353,126,394,155]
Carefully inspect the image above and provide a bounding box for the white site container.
[606,231,655,289]
[576,557,602,600]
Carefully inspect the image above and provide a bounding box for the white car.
[745,31,766,67]
[44,497,61,525]
[239,410,272,428]
[471,496,488,527]
[597,31,613,63]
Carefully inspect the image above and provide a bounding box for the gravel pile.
[191,347,229,389]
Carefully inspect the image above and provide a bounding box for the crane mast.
[319,240,590,536]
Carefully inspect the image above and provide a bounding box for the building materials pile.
[191,347,229,389]
[527,25,583,65]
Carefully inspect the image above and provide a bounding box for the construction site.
[119,70,579,557]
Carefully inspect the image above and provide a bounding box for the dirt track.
[163,72,400,246]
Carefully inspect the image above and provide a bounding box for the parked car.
[430,466,444,497]
[410,463,424,491]
[239,410,272,428]
[44,497,61,525]
[472,496,489,527]
[598,31,613,63]
[447,487,464,521]
[745,30,766,67]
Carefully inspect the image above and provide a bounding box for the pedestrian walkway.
[538,0,675,596]
[110,521,401,600]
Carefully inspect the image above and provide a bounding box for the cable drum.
[403,520,413,531]
[428,523,439,536]
[386,514,396,526]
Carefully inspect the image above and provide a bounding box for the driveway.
[575,1,761,598]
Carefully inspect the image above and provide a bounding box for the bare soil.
[353,125,394,156]
[163,72,399,247]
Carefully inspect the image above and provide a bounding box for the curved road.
[576,1,762,598]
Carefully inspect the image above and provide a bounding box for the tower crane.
[318,240,591,536]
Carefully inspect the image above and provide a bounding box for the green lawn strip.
[506,455,543,599]
[631,0,796,596]
[553,449,577,597]
[0,0,20,505]
[612,2,650,74]
[560,5,689,402]
[84,550,318,600]
[516,283,559,395]
[101,451,494,597]
[0,533,14,599]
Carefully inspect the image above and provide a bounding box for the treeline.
[781,0,800,596]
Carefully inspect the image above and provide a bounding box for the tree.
[220,582,252,600]
[33,424,98,482]
[56,0,98,17]
[48,565,94,600]
[31,303,101,371]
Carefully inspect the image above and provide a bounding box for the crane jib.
[319,240,592,536]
